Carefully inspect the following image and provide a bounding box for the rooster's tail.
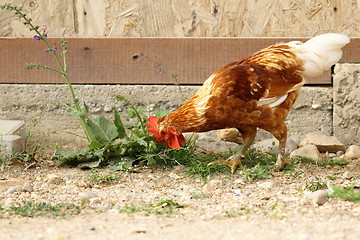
[290,33,350,77]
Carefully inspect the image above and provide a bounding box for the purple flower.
[51,46,57,52]
[33,35,40,41]
[42,30,47,39]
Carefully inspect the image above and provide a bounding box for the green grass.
[7,201,81,218]
[330,185,360,202]
[119,199,183,216]
[190,193,210,199]
[88,170,117,184]
[301,177,328,192]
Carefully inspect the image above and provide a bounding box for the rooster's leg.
[208,127,257,173]
[272,124,290,171]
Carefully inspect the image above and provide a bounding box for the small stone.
[217,128,243,144]
[78,191,98,201]
[47,174,62,185]
[342,171,354,180]
[328,153,336,158]
[90,197,101,205]
[253,138,297,155]
[202,180,220,194]
[5,186,21,195]
[258,180,277,190]
[21,182,34,192]
[311,103,322,110]
[336,150,345,157]
[309,190,329,206]
[345,145,360,159]
[290,145,320,160]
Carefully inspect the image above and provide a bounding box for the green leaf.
[86,116,118,147]
[155,109,169,118]
[114,109,127,139]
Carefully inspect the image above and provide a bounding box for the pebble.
[47,174,63,185]
[290,145,320,160]
[5,186,21,195]
[22,182,34,192]
[336,150,345,157]
[202,180,220,194]
[342,171,354,180]
[257,180,277,190]
[345,145,360,159]
[309,190,329,206]
[78,191,98,201]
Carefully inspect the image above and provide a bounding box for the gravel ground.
[0,160,360,240]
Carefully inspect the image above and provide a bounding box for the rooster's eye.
[160,130,166,135]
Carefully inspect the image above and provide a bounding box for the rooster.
[145,33,350,173]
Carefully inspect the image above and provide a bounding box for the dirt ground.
[0,159,360,240]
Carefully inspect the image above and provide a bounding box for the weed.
[191,193,210,199]
[226,208,251,217]
[88,170,117,184]
[119,199,183,216]
[301,177,328,192]
[242,164,271,181]
[8,201,81,218]
[330,185,360,203]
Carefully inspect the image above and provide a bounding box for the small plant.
[190,193,210,199]
[119,199,183,216]
[301,177,328,192]
[241,164,271,181]
[88,170,117,184]
[226,208,251,217]
[330,185,360,203]
[7,201,81,218]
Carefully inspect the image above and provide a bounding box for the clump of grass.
[301,177,328,192]
[330,185,360,203]
[119,199,183,216]
[88,170,117,184]
[241,164,271,181]
[7,201,81,218]
[190,193,210,199]
[226,208,251,217]
[290,155,349,167]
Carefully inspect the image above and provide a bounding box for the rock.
[257,180,277,190]
[300,132,345,152]
[309,190,329,206]
[345,145,360,159]
[252,138,297,155]
[202,180,220,194]
[21,182,34,192]
[217,128,243,144]
[5,186,21,195]
[336,150,345,157]
[342,171,354,179]
[290,145,320,160]
[90,197,101,205]
[47,174,63,185]
[78,191,98,201]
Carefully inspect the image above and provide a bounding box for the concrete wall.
[1,64,358,152]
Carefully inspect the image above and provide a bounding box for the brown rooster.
[145,33,350,173]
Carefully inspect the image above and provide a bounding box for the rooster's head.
[145,116,185,150]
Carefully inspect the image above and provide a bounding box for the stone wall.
[333,64,360,146]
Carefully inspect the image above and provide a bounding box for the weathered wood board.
[1,0,360,38]
[0,37,358,85]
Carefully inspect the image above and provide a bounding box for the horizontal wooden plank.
[0,37,358,85]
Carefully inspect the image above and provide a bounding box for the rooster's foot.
[271,158,290,171]
[208,156,244,174]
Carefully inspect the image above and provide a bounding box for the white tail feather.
[289,33,350,77]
